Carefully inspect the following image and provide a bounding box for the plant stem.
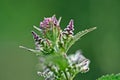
[63,71,69,80]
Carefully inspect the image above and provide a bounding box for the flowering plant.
[20,15,96,80]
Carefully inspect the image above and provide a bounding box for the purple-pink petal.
[40,18,51,28]
[40,15,59,28]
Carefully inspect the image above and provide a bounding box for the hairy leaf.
[97,73,120,80]
[66,27,97,53]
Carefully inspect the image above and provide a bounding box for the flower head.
[40,15,59,29]
[67,50,90,73]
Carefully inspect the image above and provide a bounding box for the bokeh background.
[0,0,120,80]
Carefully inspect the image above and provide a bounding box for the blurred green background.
[0,0,120,80]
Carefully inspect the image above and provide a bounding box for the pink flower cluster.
[40,15,59,28]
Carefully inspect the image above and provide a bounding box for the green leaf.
[97,73,120,80]
[66,27,97,53]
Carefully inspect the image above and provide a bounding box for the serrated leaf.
[74,27,97,41]
[66,27,97,53]
[97,73,120,80]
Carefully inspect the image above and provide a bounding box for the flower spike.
[20,15,96,80]
[63,19,74,35]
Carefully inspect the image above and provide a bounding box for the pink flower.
[40,15,59,28]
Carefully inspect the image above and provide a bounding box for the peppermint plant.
[20,15,96,80]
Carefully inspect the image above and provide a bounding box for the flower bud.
[63,19,74,35]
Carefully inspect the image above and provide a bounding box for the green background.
[0,0,120,80]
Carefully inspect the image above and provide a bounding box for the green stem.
[63,71,69,80]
